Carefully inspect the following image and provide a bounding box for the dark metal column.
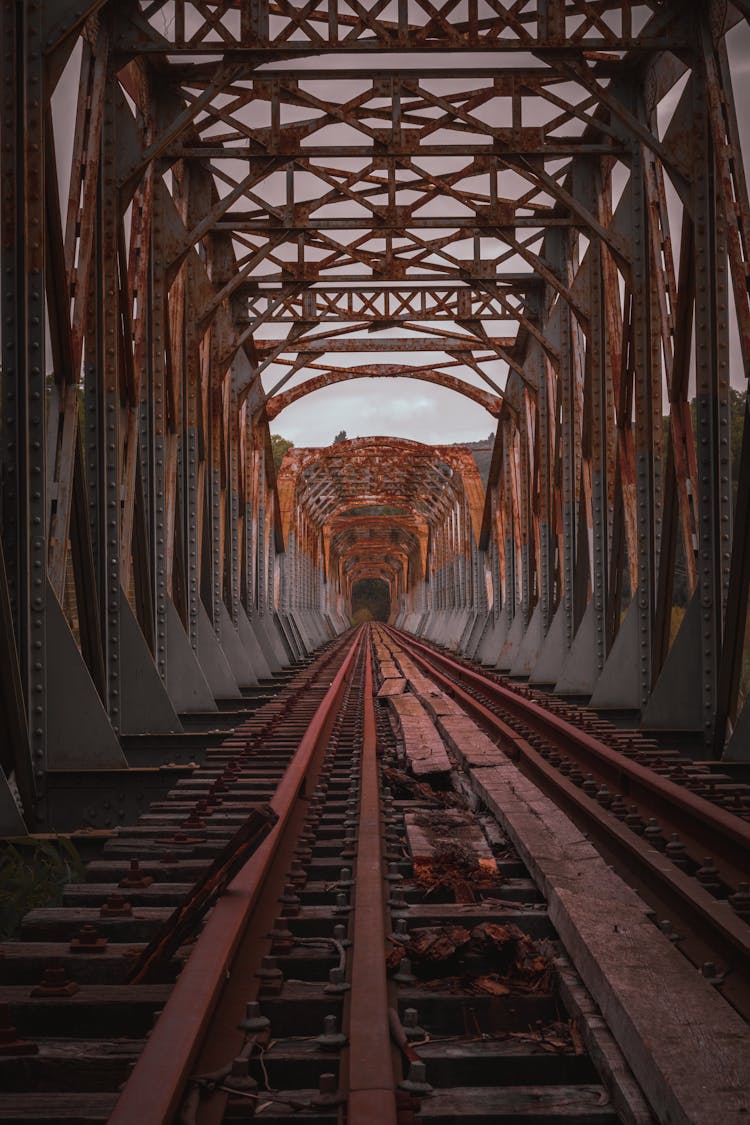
[0,0,45,825]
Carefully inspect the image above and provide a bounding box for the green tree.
[333,429,347,444]
[271,433,294,471]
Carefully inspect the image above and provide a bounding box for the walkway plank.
[387,693,452,778]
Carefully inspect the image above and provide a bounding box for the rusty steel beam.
[111,0,688,54]
[253,337,517,353]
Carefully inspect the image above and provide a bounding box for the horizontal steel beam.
[162,65,592,82]
[254,337,516,353]
[115,40,686,55]
[242,312,510,322]
[238,273,539,288]
[173,143,624,159]
[240,281,532,294]
[216,217,575,231]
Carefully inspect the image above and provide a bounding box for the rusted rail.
[385,629,750,873]
[370,624,750,1124]
[383,625,750,1019]
[110,629,363,1124]
[0,633,356,1121]
[346,639,398,1125]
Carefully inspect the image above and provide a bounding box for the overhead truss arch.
[265,366,503,420]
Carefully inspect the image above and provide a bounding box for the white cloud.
[272,379,493,447]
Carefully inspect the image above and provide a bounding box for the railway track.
[113,626,652,1124]
[1,623,748,1123]
[380,624,750,1021]
[0,633,352,1121]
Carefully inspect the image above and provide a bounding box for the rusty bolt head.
[31,965,79,998]
[119,860,154,890]
[100,894,133,918]
[70,925,108,953]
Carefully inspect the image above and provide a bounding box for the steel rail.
[346,631,399,1125]
[384,628,750,877]
[382,626,750,1017]
[109,628,364,1125]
